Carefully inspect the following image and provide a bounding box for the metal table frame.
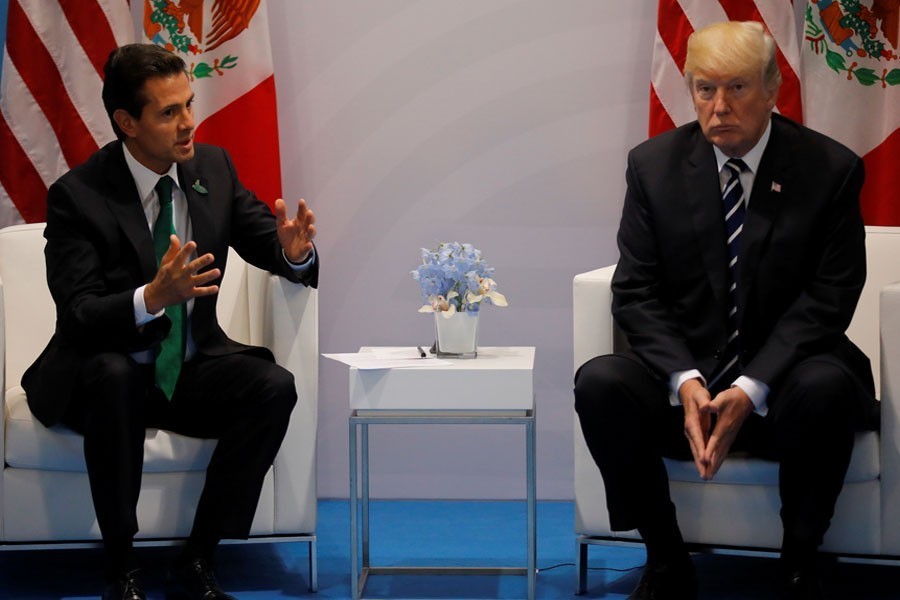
[349,409,537,600]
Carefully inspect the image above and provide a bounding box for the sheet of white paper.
[322,351,451,370]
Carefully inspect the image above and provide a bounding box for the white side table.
[348,346,537,600]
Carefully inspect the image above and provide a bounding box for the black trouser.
[574,352,863,555]
[62,351,297,543]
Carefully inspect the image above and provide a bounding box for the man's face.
[117,73,195,174]
[690,68,777,158]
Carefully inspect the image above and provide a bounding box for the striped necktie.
[152,175,186,401]
[710,158,748,390]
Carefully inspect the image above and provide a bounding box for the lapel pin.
[192,179,208,195]
[771,181,782,193]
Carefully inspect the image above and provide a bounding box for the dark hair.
[102,44,187,140]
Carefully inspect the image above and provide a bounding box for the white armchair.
[0,223,319,590]
[573,226,900,593]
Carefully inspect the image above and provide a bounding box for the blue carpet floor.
[0,499,895,599]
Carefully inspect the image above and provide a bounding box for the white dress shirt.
[670,120,773,416]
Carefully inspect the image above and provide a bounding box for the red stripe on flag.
[6,0,99,168]
[649,84,677,138]
[860,128,900,226]
[194,76,283,210]
[0,115,49,223]
[718,0,760,22]
[656,0,693,73]
[58,0,119,79]
[774,48,803,123]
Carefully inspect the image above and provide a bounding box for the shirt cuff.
[134,285,164,327]
[733,375,769,416]
[670,369,705,407]
[284,245,316,271]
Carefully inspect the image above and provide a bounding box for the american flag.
[0,0,133,227]
[650,0,802,138]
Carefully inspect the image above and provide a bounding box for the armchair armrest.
[573,265,617,374]
[880,281,900,554]
[262,271,318,534]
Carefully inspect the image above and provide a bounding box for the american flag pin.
[771,181,782,193]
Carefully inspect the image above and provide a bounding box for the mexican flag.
[801,0,900,225]
[142,0,282,209]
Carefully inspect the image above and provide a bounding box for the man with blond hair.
[575,21,878,600]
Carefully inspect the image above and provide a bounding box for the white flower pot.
[434,311,479,358]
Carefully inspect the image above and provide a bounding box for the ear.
[113,108,138,139]
[766,85,779,112]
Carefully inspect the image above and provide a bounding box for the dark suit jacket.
[611,113,875,413]
[22,141,319,427]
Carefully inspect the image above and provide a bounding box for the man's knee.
[257,363,298,416]
[776,360,855,421]
[67,353,149,434]
[574,354,652,420]
[575,355,617,413]
[82,353,141,385]
[772,360,859,450]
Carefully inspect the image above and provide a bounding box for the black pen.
[417,346,427,358]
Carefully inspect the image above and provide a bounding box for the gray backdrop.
[268,0,655,500]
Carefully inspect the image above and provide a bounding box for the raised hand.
[144,235,220,314]
[275,198,316,264]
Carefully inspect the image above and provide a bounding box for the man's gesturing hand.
[144,235,220,314]
[275,198,316,264]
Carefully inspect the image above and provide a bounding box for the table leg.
[527,415,537,600]
[349,419,359,600]
[362,423,371,570]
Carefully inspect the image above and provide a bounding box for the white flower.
[418,292,459,315]
[465,277,508,307]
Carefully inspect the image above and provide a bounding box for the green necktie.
[152,175,186,400]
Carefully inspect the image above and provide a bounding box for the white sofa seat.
[0,223,318,590]
[573,227,900,592]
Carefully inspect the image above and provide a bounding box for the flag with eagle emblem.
[142,0,283,210]
[801,0,900,225]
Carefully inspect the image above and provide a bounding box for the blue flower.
[413,242,508,315]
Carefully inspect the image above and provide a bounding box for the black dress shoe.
[103,569,145,600]
[175,558,236,600]
[628,558,698,600]
[781,568,824,600]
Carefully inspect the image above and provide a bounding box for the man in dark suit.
[574,21,877,600]
[22,44,318,600]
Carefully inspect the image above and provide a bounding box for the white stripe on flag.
[97,0,135,47]
[679,0,729,30]
[650,31,695,127]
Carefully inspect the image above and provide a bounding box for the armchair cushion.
[5,386,216,473]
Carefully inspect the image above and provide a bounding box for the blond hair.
[684,21,781,92]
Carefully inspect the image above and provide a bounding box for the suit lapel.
[179,162,213,254]
[685,131,730,311]
[103,143,158,282]
[738,119,794,314]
